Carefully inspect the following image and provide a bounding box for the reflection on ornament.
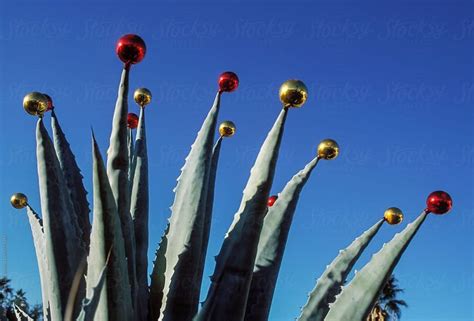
[218,72,239,92]
[116,34,146,65]
[317,139,339,160]
[279,79,308,108]
[43,93,54,111]
[128,113,139,129]
[426,191,452,214]
[267,195,278,207]
[219,121,236,137]
[11,193,28,209]
[384,207,404,225]
[134,88,152,107]
[23,92,49,116]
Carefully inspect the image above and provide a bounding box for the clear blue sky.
[1,1,472,320]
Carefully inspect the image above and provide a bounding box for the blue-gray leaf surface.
[297,219,384,321]
[36,118,85,320]
[26,205,50,321]
[51,110,91,249]
[77,254,109,321]
[106,67,137,309]
[159,92,221,321]
[149,223,170,321]
[88,134,133,321]
[195,108,288,321]
[325,211,428,321]
[130,107,149,321]
[245,156,320,321]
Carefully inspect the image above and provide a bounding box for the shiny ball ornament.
[134,88,152,107]
[267,195,278,207]
[43,93,54,111]
[10,193,28,209]
[23,92,49,116]
[219,121,236,137]
[426,191,453,215]
[317,139,340,160]
[127,113,139,129]
[279,79,308,108]
[218,72,239,92]
[384,207,404,225]
[116,34,146,65]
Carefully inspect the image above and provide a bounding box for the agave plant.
[10,34,453,321]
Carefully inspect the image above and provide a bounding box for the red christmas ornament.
[127,113,139,129]
[116,34,146,65]
[218,71,239,92]
[43,93,53,111]
[267,195,278,207]
[426,191,452,215]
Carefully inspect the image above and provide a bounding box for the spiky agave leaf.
[130,107,149,321]
[76,251,109,321]
[244,156,320,321]
[36,118,85,320]
[159,92,222,321]
[106,67,137,309]
[51,110,91,249]
[195,108,289,321]
[13,304,34,321]
[25,205,50,321]
[325,210,429,321]
[196,137,223,290]
[128,127,136,192]
[149,223,170,321]
[297,219,385,321]
[87,134,133,321]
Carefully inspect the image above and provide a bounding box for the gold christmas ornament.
[317,139,340,160]
[219,121,236,137]
[10,193,28,209]
[279,79,308,108]
[134,88,152,107]
[23,92,49,116]
[384,207,404,225]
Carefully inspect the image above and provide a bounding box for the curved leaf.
[297,219,384,321]
[195,108,288,321]
[36,118,85,319]
[88,134,133,321]
[159,92,221,321]
[106,67,137,308]
[130,107,149,321]
[245,156,320,321]
[325,211,428,321]
[51,110,91,249]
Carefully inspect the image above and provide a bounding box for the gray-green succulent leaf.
[88,134,133,321]
[245,156,320,321]
[297,219,384,321]
[325,211,428,321]
[159,92,222,321]
[195,108,288,321]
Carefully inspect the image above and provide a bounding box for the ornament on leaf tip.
[426,191,452,215]
[23,92,49,116]
[43,93,54,111]
[279,79,308,108]
[218,72,239,93]
[384,207,404,225]
[317,139,339,160]
[267,195,278,207]
[127,113,139,129]
[219,121,236,137]
[116,34,146,65]
[10,193,28,209]
[134,88,152,107]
